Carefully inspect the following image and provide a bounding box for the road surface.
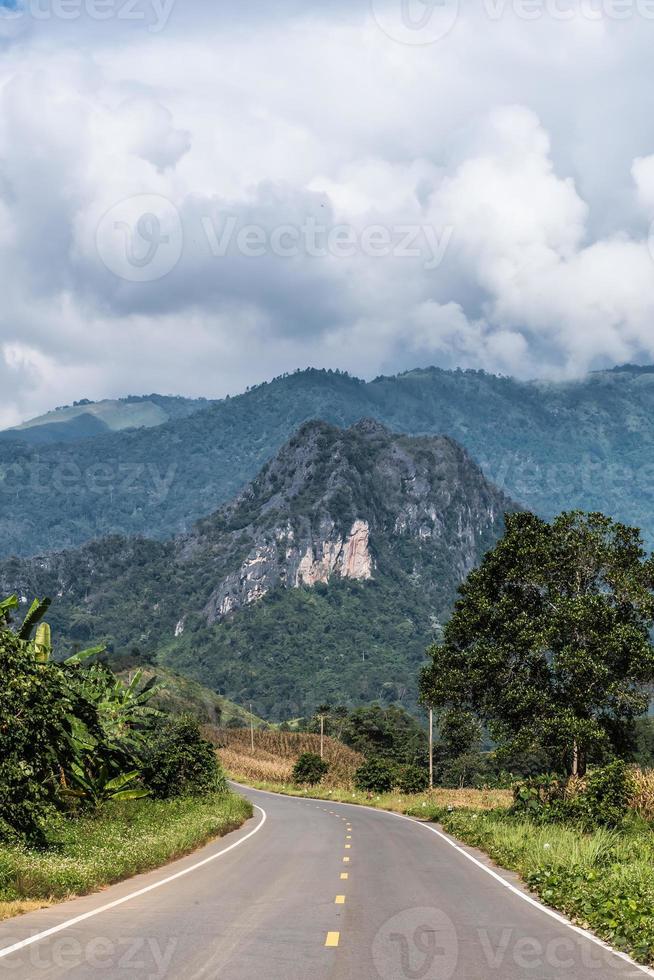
[0,784,649,979]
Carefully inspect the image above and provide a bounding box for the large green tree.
[420,511,654,775]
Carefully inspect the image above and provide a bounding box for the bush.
[355,757,395,793]
[292,752,329,785]
[141,716,227,799]
[397,765,429,794]
[511,774,565,819]
[583,760,634,828]
[512,762,635,829]
[0,618,74,844]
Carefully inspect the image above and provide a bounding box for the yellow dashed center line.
[344,844,351,849]
[325,932,340,948]
[340,872,348,879]
[343,856,350,863]
[335,895,346,905]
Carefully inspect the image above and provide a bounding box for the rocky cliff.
[0,419,517,716]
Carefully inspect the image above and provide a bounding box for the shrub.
[512,762,635,829]
[583,760,634,828]
[511,774,565,819]
[292,752,329,785]
[0,615,74,844]
[397,765,429,794]
[142,716,227,799]
[355,757,395,793]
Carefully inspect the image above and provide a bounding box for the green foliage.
[292,752,329,785]
[0,598,75,843]
[436,710,482,759]
[339,704,428,766]
[634,716,654,767]
[396,765,429,794]
[62,767,148,809]
[512,762,635,829]
[583,761,635,828]
[141,716,227,800]
[167,579,440,720]
[354,757,396,793]
[421,511,654,774]
[0,594,163,842]
[512,774,566,818]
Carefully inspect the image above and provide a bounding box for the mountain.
[0,394,211,446]
[3,364,654,559]
[0,420,515,718]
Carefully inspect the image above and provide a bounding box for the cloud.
[2,3,654,421]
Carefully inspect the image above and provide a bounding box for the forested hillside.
[2,364,654,557]
[0,420,514,717]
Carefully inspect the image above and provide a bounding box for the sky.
[2,0,654,425]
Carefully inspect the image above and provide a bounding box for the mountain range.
[0,419,513,718]
[2,364,654,559]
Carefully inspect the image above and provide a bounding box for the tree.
[0,594,164,839]
[0,600,74,842]
[420,511,654,776]
[141,716,227,799]
[292,752,329,785]
[396,764,429,794]
[341,704,428,766]
[354,757,395,793]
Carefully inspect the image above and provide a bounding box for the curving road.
[0,784,650,979]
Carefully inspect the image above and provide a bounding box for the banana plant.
[0,594,18,624]
[34,622,52,664]
[18,597,51,641]
[62,765,149,809]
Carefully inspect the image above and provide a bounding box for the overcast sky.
[2,0,654,425]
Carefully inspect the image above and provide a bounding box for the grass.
[0,899,53,922]
[0,791,252,919]
[228,776,512,815]
[439,808,654,967]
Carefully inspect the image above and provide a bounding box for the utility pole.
[429,708,434,791]
[320,713,325,760]
[250,702,254,753]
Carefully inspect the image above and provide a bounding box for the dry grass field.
[206,727,364,788]
[207,726,513,813]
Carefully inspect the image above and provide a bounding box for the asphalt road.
[0,784,650,980]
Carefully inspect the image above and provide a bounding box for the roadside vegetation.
[0,794,250,921]
[440,764,654,965]
[0,595,251,921]
[212,725,511,813]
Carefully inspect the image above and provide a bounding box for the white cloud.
[1,5,654,421]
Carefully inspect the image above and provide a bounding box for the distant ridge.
[2,363,654,557]
[0,394,212,445]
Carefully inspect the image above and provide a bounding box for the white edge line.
[236,784,654,978]
[0,805,267,961]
